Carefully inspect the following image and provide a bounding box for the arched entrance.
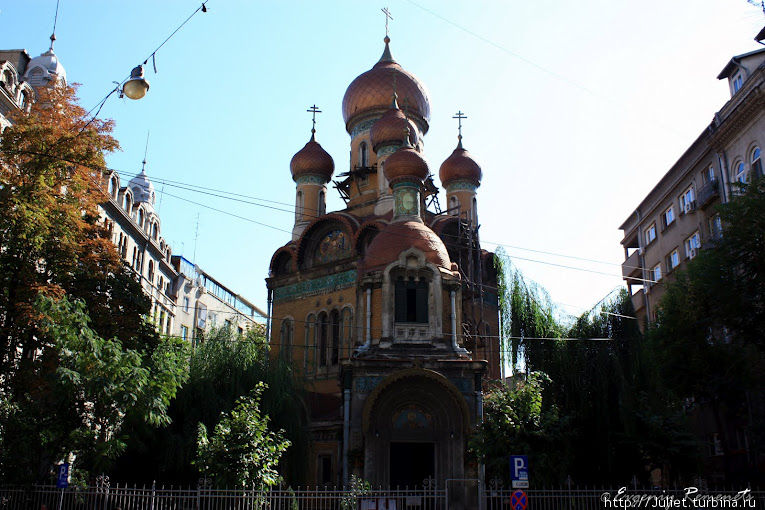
[362,369,470,488]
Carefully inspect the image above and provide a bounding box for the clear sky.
[3,1,764,320]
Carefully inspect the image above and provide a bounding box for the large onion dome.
[363,220,451,271]
[370,94,418,151]
[384,144,429,184]
[342,37,430,134]
[439,141,482,187]
[290,132,335,182]
[25,37,66,87]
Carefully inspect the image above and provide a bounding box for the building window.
[305,313,316,373]
[661,206,675,229]
[152,222,159,240]
[181,325,188,341]
[702,166,716,184]
[330,309,340,366]
[280,318,294,362]
[685,231,701,259]
[341,307,353,358]
[733,161,746,184]
[296,190,303,220]
[109,176,118,197]
[652,264,662,283]
[732,74,743,93]
[449,196,459,215]
[318,190,326,216]
[751,147,762,178]
[183,296,190,313]
[710,214,723,239]
[679,186,695,214]
[667,250,680,271]
[394,277,428,323]
[318,454,333,486]
[645,223,657,245]
[124,194,132,213]
[137,208,144,228]
[359,142,368,168]
[318,311,328,366]
[18,91,27,110]
[147,260,155,284]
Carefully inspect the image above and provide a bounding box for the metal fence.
[1,484,763,510]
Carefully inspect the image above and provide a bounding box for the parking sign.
[56,463,69,489]
[510,455,528,489]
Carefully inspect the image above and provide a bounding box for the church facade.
[266,36,501,488]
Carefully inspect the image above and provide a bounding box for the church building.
[266,35,501,488]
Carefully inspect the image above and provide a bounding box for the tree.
[114,325,308,486]
[0,84,188,482]
[647,177,765,484]
[196,382,291,489]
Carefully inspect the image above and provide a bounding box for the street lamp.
[122,65,150,100]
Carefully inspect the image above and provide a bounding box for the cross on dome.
[306,104,322,139]
[452,110,467,148]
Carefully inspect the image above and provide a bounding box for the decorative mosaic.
[314,229,351,265]
[392,405,432,430]
[354,375,383,393]
[273,269,357,304]
[296,175,327,185]
[350,118,377,138]
[445,180,477,192]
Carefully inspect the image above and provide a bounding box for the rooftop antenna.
[141,130,150,174]
[453,110,467,148]
[306,104,321,140]
[50,0,61,50]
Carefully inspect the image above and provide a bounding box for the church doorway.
[389,442,434,488]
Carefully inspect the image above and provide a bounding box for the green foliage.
[114,326,308,486]
[470,372,565,484]
[196,382,291,489]
[341,475,372,510]
[647,177,765,483]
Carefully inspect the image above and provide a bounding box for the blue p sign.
[56,463,69,489]
[510,455,528,488]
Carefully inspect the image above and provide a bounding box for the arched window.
[395,276,429,323]
[448,195,459,215]
[318,311,328,367]
[137,208,145,229]
[341,307,353,358]
[751,147,762,178]
[330,309,340,365]
[280,318,294,363]
[147,260,155,284]
[733,161,746,184]
[109,176,118,198]
[305,313,316,373]
[152,222,159,240]
[472,197,478,224]
[124,193,132,213]
[18,91,27,110]
[296,190,303,221]
[318,190,326,216]
[359,142,368,168]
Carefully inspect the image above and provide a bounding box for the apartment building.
[620,34,765,327]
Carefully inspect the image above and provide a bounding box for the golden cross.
[381,7,393,37]
[307,104,321,133]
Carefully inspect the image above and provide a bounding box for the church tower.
[266,33,500,493]
[439,114,482,224]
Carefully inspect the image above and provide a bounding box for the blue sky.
[3,1,763,319]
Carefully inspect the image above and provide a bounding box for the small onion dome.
[384,145,429,184]
[370,98,418,151]
[290,133,335,182]
[439,144,482,187]
[25,48,67,87]
[363,220,451,270]
[342,37,430,133]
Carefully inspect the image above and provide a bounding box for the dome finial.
[452,110,467,149]
[306,104,321,141]
[379,7,394,63]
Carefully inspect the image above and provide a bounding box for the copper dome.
[342,39,430,133]
[439,143,482,187]
[384,146,429,184]
[370,98,418,151]
[363,220,451,270]
[290,134,335,182]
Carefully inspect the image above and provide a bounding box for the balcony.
[698,180,720,208]
[631,288,646,313]
[622,250,643,282]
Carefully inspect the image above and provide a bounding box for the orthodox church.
[266,35,501,489]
